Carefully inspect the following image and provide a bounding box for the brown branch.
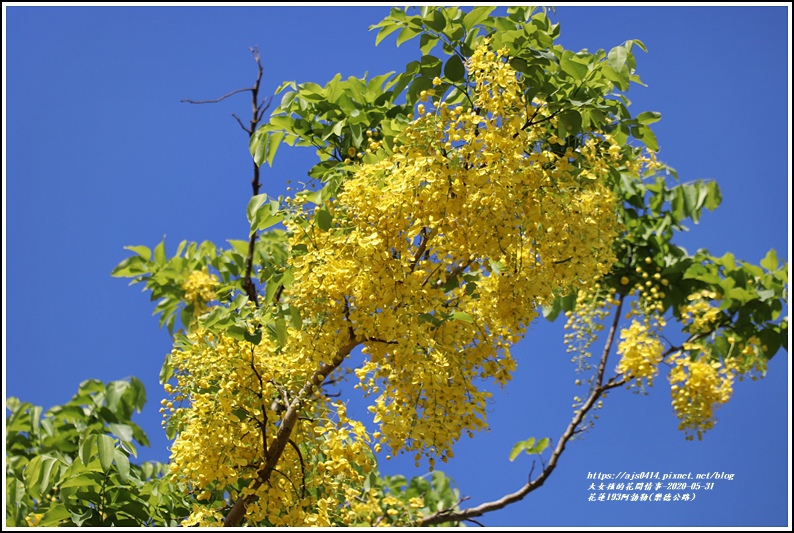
[249,347,269,461]
[410,228,434,272]
[595,293,624,388]
[287,438,308,498]
[181,87,252,105]
[182,46,270,307]
[419,293,628,526]
[224,335,360,527]
[242,47,270,307]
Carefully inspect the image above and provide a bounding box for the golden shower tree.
[7,7,786,527]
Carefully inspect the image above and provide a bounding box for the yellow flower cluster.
[612,256,669,390]
[564,283,618,373]
[617,320,664,387]
[286,42,622,463]
[182,269,219,312]
[166,330,391,526]
[667,290,769,440]
[680,290,722,334]
[668,353,734,441]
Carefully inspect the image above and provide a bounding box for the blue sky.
[4,5,790,528]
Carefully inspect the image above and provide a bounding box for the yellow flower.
[617,320,664,386]
[182,268,219,308]
[669,353,734,440]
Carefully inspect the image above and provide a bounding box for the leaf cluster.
[6,378,191,527]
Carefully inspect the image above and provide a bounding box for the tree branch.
[182,46,270,306]
[181,87,253,106]
[410,228,434,272]
[419,294,628,526]
[224,335,360,527]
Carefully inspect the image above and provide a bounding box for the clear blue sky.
[4,5,791,528]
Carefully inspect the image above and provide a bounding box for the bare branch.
[182,47,269,307]
[596,293,624,388]
[231,113,249,134]
[181,87,252,105]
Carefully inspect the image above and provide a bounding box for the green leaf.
[289,305,303,331]
[636,111,661,125]
[488,259,505,275]
[160,353,174,384]
[107,423,133,443]
[38,505,72,527]
[275,318,289,346]
[542,292,576,321]
[704,181,722,211]
[509,438,534,461]
[243,328,263,345]
[374,23,401,46]
[426,8,446,32]
[419,33,439,55]
[265,130,285,167]
[124,245,151,261]
[718,252,737,272]
[113,449,130,483]
[634,124,658,152]
[97,435,115,473]
[396,25,422,47]
[444,55,466,82]
[70,510,96,527]
[760,249,779,272]
[557,109,582,136]
[560,51,589,81]
[25,455,44,497]
[600,64,629,91]
[248,196,283,234]
[247,194,269,225]
[463,6,494,29]
[58,471,100,490]
[608,45,628,71]
[450,311,474,323]
[153,239,166,266]
[79,434,97,467]
[316,207,333,231]
[227,239,250,257]
[528,437,551,455]
[38,456,60,495]
[509,436,550,461]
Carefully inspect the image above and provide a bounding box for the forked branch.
[182,46,271,306]
[223,334,361,527]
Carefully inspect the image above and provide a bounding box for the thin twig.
[250,347,269,460]
[287,439,308,498]
[181,87,252,105]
